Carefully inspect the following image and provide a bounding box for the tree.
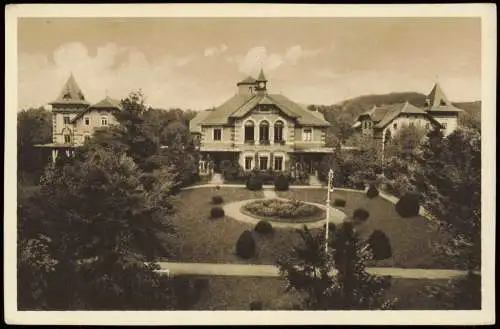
[17,107,52,182]
[415,127,481,271]
[277,223,397,310]
[18,148,179,309]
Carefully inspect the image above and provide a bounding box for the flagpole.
[325,169,333,253]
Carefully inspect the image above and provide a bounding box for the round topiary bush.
[353,208,370,223]
[395,192,420,217]
[367,229,392,260]
[246,175,263,191]
[212,195,223,205]
[366,184,379,199]
[254,220,274,234]
[236,230,256,259]
[333,198,346,207]
[210,206,225,219]
[274,174,290,191]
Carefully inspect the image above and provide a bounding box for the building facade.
[189,70,332,176]
[352,83,463,146]
[37,74,121,162]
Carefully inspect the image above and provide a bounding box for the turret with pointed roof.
[424,82,463,113]
[50,74,90,113]
[257,68,267,82]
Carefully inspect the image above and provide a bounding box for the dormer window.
[440,99,447,106]
[78,92,85,100]
[63,116,71,124]
[424,99,430,107]
[62,92,71,99]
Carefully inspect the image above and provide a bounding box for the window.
[409,122,415,128]
[259,105,270,112]
[259,157,268,170]
[64,135,71,144]
[101,116,108,126]
[245,156,253,170]
[425,123,430,129]
[84,135,90,142]
[274,121,284,142]
[393,123,397,129]
[442,123,448,129]
[274,156,283,171]
[63,116,71,124]
[259,121,270,143]
[244,121,254,142]
[213,128,222,141]
[84,117,90,125]
[440,99,447,106]
[303,128,312,141]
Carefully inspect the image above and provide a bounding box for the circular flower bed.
[241,198,325,223]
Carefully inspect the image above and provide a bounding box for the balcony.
[244,140,255,145]
[259,140,270,145]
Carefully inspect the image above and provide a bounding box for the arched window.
[274,120,284,143]
[259,121,270,144]
[244,121,255,143]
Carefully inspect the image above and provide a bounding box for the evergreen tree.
[18,148,179,309]
[415,127,481,271]
[277,223,397,310]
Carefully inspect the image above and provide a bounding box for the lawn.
[167,187,310,265]
[277,188,452,269]
[189,276,451,310]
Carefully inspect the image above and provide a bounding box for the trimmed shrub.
[366,184,380,199]
[367,230,392,260]
[353,208,370,222]
[395,192,421,218]
[274,174,290,191]
[215,185,221,190]
[250,301,263,310]
[254,220,274,234]
[212,195,223,205]
[333,198,346,207]
[246,175,263,191]
[236,230,256,259]
[210,206,225,219]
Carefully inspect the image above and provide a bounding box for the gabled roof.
[70,96,121,123]
[424,83,463,113]
[90,96,122,110]
[354,101,439,129]
[237,76,257,85]
[192,74,331,129]
[189,109,213,133]
[50,73,90,106]
[201,93,254,125]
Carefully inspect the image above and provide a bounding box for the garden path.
[209,173,224,185]
[262,188,278,199]
[155,262,474,280]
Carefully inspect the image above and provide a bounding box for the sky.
[17,17,481,111]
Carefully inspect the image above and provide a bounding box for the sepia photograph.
[4,3,496,326]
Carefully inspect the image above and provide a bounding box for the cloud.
[230,45,321,75]
[17,42,211,111]
[204,44,228,57]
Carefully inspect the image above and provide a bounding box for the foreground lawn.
[168,187,310,265]
[277,188,451,269]
[190,276,451,310]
